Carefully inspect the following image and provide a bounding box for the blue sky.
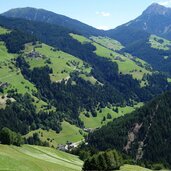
[1,0,171,30]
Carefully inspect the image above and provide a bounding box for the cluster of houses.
[58,141,80,152]
[0,82,8,89]
[57,128,97,152]
[27,49,43,58]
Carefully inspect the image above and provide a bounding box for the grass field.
[24,43,95,83]
[0,42,37,94]
[0,26,10,35]
[71,34,151,82]
[0,144,83,171]
[90,36,124,51]
[80,103,143,128]
[25,121,85,148]
[118,164,152,171]
[149,35,171,51]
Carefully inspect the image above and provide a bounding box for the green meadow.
[25,121,85,148]
[149,35,171,51]
[90,36,124,51]
[0,41,36,94]
[24,43,94,83]
[70,34,151,82]
[80,103,143,128]
[0,144,83,171]
[0,26,10,35]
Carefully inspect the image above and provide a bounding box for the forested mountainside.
[88,91,171,167]
[0,19,170,137]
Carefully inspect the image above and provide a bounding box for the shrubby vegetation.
[25,132,50,147]
[0,29,36,53]
[0,92,62,135]
[0,127,23,146]
[82,149,123,171]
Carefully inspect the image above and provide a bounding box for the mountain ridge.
[2,7,105,36]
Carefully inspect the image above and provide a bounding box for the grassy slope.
[25,43,95,83]
[70,34,151,82]
[25,121,85,147]
[80,103,143,128]
[0,29,49,111]
[118,164,151,171]
[0,26,10,35]
[90,36,124,51]
[0,42,36,94]
[0,144,83,171]
[149,35,171,51]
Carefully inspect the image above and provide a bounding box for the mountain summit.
[107,3,171,40]
[142,3,171,15]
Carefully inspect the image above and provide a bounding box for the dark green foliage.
[107,26,149,46]
[88,91,171,167]
[0,92,62,135]
[16,57,171,129]
[124,38,171,76]
[107,113,112,119]
[82,149,123,171]
[0,127,23,146]
[25,133,50,147]
[0,30,36,53]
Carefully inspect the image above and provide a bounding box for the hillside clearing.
[25,121,85,148]
[80,103,143,129]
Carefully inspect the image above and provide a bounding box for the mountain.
[108,3,171,40]
[105,3,171,76]
[2,7,105,37]
[88,91,171,167]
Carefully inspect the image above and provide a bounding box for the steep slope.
[123,33,171,76]
[71,34,151,82]
[88,91,171,167]
[123,3,171,39]
[2,7,105,36]
[107,3,171,41]
[105,3,171,76]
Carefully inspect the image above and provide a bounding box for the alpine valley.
[0,2,171,171]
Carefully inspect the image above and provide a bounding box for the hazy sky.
[1,0,171,30]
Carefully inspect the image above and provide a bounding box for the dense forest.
[87,91,171,168]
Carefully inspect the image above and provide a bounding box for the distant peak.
[143,3,171,15]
